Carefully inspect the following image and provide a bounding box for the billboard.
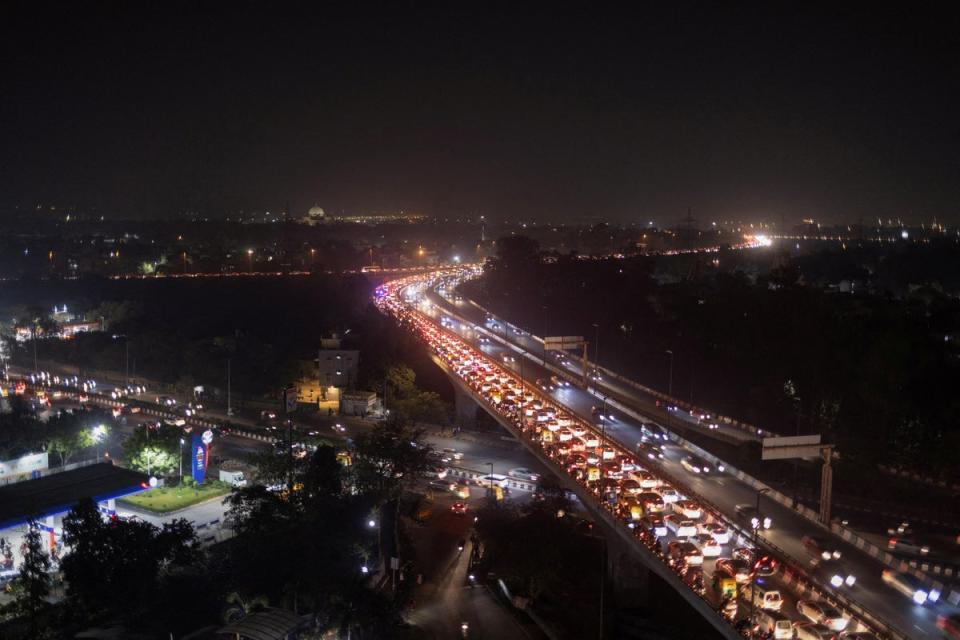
[191,434,209,483]
[761,434,822,460]
[544,335,585,351]
[283,386,298,414]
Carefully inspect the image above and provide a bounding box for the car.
[635,472,660,489]
[881,569,931,604]
[427,480,452,493]
[501,353,515,363]
[887,537,930,556]
[696,522,729,544]
[753,555,778,576]
[664,515,697,538]
[637,492,665,513]
[735,503,772,529]
[803,535,842,561]
[716,558,752,584]
[637,441,665,460]
[797,600,849,631]
[441,448,464,461]
[672,500,701,519]
[509,468,540,482]
[667,540,703,567]
[451,502,468,515]
[680,455,713,474]
[331,423,347,433]
[733,547,755,563]
[695,534,722,557]
[794,622,839,640]
[659,487,680,503]
[640,515,667,537]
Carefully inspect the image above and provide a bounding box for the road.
[405,487,545,640]
[377,268,960,640]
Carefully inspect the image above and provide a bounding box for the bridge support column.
[609,545,649,607]
[454,387,478,429]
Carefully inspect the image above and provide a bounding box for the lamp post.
[592,323,600,367]
[665,349,674,434]
[92,425,106,462]
[179,438,185,484]
[247,248,253,273]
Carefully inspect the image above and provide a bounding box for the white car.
[696,534,722,557]
[672,500,702,520]
[664,515,697,538]
[796,600,849,632]
[659,487,680,503]
[510,468,540,482]
[697,522,730,544]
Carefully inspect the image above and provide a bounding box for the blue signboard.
[191,434,208,483]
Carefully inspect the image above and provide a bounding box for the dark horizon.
[2,3,959,225]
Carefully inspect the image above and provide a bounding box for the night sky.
[2,3,959,224]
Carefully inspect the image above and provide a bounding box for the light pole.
[665,350,674,397]
[179,438,185,484]
[247,248,253,273]
[487,462,494,494]
[92,425,106,462]
[592,323,600,368]
[226,358,233,417]
[665,349,674,435]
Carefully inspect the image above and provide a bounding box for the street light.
[247,248,253,272]
[91,425,106,462]
[179,438,185,484]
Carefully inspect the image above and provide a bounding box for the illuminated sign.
[191,434,209,483]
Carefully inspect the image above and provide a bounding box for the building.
[341,391,377,416]
[298,205,328,226]
[317,348,358,389]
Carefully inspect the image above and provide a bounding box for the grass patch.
[120,480,232,514]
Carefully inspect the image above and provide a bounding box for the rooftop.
[0,462,148,530]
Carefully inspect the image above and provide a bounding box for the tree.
[61,498,199,622]
[45,411,108,467]
[122,422,181,475]
[9,521,51,621]
[352,421,436,500]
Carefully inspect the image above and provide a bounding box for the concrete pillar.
[454,387,478,428]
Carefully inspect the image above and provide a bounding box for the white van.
[756,609,794,639]
[741,581,782,611]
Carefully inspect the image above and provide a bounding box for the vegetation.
[119,480,232,513]
[0,400,114,466]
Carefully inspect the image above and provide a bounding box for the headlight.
[822,551,832,561]
[833,550,842,560]
[913,590,928,605]
[751,517,760,529]
[717,464,725,472]
[929,589,941,603]
[830,575,843,588]
[763,517,772,529]
[845,575,856,587]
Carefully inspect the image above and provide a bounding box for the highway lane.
[422,276,958,639]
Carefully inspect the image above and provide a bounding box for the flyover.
[418,268,959,640]
[376,268,934,640]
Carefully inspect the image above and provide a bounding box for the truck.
[219,469,248,487]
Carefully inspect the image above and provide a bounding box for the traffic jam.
[376,269,889,640]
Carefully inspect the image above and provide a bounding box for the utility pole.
[226,359,233,417]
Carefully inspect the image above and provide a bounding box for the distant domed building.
[300,205,327,226]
